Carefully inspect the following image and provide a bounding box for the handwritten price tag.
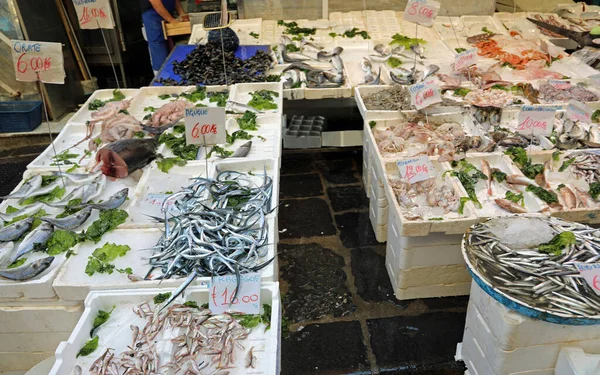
[209,273,261,314]
[575,262,600,296]
[73,0,114,29]
[516,105,557,137]
[409,79,442,110]
[397,156,436,184]
[454,48,478,72]
[403,0,440,27]
[566,100,593,123]
[185,107,226,145]
[11,40,64,84]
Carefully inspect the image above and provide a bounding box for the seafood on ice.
[473,34,564,70]
[90,100,131,121]
[389,178,462,221]
[361,85,413,111]
[147,100,193,127]
[537,82,598,103]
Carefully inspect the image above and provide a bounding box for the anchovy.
[40,207,92,230]
[0,175,42,200]
[0,257,54,281]
[78,188,128,210]
[51,171,102,185]
[0,218,35,242]
[0,203,44,222]
[10,223,54,263]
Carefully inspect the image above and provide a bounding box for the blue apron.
[142,0,176,71]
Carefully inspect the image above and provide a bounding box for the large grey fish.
[20,179,65,203]
[0,175,42,200]
[0,256,54,281]
[44,185,86,208]
[0,218,35,242]
[230,141,252,158]
[82,176,107,203]
[95,138,158,178]
[0,203,44,222]
[0,242,15,268]
[40,207,92,230]
[51,171,102,185]
[78,188,128,210]
[10,223,54,263]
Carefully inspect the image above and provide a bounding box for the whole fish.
[230,141,252,158]
[95,138,158,178]
[410,44,426,59]
[332,55,344,74]
[301,37,323,51]
[323,71,344,84]
[79,188,128,210]
[0,242,15,268]
[0,203,44,222]
[558,185,577,210]
[82,176,107,203]
[226,101,260,114]
[374,43,387,55]
[481,160,492,196]
[0,175,42,200]
[45,185,86,208]
[506,174,537,186]
[51,171,102,185]
[10,223,54,264]
[361,57,372,73]
[40,207,92,230]
[0,256,54,281]
[369,53,392,63]
[0,218,35,242]
[495,198,527,213]
[21,179,65,203]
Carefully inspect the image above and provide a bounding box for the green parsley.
[526,184,559,204]
[248,90,279,111]
[77,336,99,357]
[153,292,172,304]
[538,231,576,256]
[249,31,259,39]
[83,209,129,243]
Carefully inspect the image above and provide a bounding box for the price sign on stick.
[73,0,115,29]
[575,262,600,296]
[567,100,593,123]
[209,273,261,314]
[516,105,557,137]
[403,0,440,27]
[397,156,436,184]
[11,40,65,84]
[454,48,478,72]
[409,79,442,110]
[185,107,226,145]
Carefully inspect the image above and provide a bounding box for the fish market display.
[0,256,55,281]
[147,100,193,127]
[464,216,600,320]
[362,85,413,111]
[473,34,563,70]
[569,152,600,183]
[537,83,598,103]
[553,116,600,150]
[94,113,144,146]
[277,45,345,88]
[95,138,158,178]
[464,88,516,107]
[90,100,131,122]
[389,178,462,220]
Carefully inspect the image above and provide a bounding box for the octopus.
[148,100,193,127]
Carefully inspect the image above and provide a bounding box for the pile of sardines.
[465,216,600,319]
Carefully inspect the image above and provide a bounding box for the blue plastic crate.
[0,101,43,133]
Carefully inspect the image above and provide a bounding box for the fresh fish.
[40,207,92,230]
[282,47,312,63]
[0,175,42,200]
[10,223,54,263]
[0,242,15,268]
[51,171,102,185]
[0,203,44,222]
[301,37,323,51]
[323,71,344,84]
[584,125,600,148]
[361,57,372,72]
[44,185,86,208]
[410,44,426,59]
[95,138,158,178]
[282,62,322,73]
[568,122,585,140]
[332,54,344,73]
[390,71,413,85]
[229,141,252,158]
[0,257,54,281]
[0,218,35,242]
[367,67,382,85]
[558,185,577,210]
[495,198,527,213]
[369,53,392,63]
[280,35,293,45]
[226,101,260,114]
[481,159,492,196]
[421,65,440,81]
[374,43,387,55]
[282,69,301,89]
[498,136,529,148]
[246,346,256,369]
[79,188,128,210]
[18,180,65,205]
[506,174,537,186]
[82,176,107,203]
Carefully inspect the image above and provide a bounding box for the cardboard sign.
[575,262,600,296]
[11,40,65,84]
[409,79,442,110]
[403,0,440,27]
[209,273,261,314]
[454,48,478,72]
[138,193,180,217]
[547,79,571,90]
[397,156,436,184]
[73,0,115,29]
[185,107,226,145]
[566,100,593,123]
[516,105,557,137]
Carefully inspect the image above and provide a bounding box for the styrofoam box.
[50,283,281,375]
[230,18,263,45]
[69,89,139,125]
[28,123,98,170]
[370,197,389,226]
[0,352,55,372]
[388,262,471,289]
[0,302,83,333]
[0,331,70,352]
[555,346,600,375]
[53,221,278,301]
[469,281,600,350]
[369,199,387,243]
[369,170,387,208]
[229,82,283,114]
[386,236,464,270]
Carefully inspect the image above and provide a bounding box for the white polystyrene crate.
[189,24,206,44]
[368,201,387,243]
[386,237,464,270]
[0,302,83,333]
[398,232,464,249]
[386,261,470,300]
[369,170,387,207]
[53,221,278,301]
[555,347,600,375]
[0,352,54,372]
[229,82,283,114]
[434,17,467,40]
[369,198,389,227]
[269,64,306,100]
[469,281,600,350]
[392,263,470,289]
[50,283,281,375]
[344,61,391,88]
[461,15,507,36]
[355,86,401,121]
[28,123,96,170]
[362,158,369,193]
[230,18,263,45]
[69,89,139,125]
[260,20,278,45]
[0,331,70,352]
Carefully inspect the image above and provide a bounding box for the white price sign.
[397,156,436,184]
[566,100,593,123]
[575,262,600,296]
[11,40,65,84]
[409,79,442,110]
[516,105,557,137]
[403,0,440,27]
[73,0,115,29]
[454,48,478,72]
[185,107,226,145]
[209,273,261,314]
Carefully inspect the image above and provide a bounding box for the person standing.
[141,0,188,74]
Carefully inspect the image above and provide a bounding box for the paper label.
[209,273,261,314]
[397,156,436,184]
[575,262,600,296]
[73,0,115,29]
[516,105,557,137]
[11,40,65,84]
[547,79,571,90]
[566,100,593,123]
[409,79,442,110]
[185,107,226,145]
[403,0,440,27]
[454,48,478,72]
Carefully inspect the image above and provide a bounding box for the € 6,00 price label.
[403,0,440,27]
[567,100,593,123]
[11,40,65,84]
[516,105,557,137]
[73,0,114,29]
[185,107,226,145]
[409,79,442,110]
[454,48,478,72]
[575,262,600,296]
[209,273,261,314]
[397,156,436,184]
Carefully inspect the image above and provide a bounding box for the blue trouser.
[142,9,171,71]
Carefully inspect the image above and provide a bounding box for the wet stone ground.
[279,149,467,375]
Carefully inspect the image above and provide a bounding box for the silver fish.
[367,67,382,85]
[20,179,65,204]
[82,176,106,203]
[584,125,600,148]
[369,53,392,63]
[230,141,252,158]
[282,48,312,63]
[0,242,15,268]
[301,37,323,50]
[282,62,321,73]
[0,256,54,281]
[0,203,44,222]
[10,223,54,263]
[361,57,372,73]
[51,171,102,185]
[44,185,86,208]
[390,71,413,85]
[332,54,344,73]
[40,207,92,230]
[410,44,426,59]
[374,43,387,55]
[226,101,260,114]
[323,71,344,84]
[0,218,35,242]
[421,65,440,81]
[80,188,128,210]
[0,175,42,200]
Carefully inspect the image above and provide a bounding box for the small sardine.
[0,203,44,222]
[332,54,344,74]
[226,101,260,114]
[51,171,102,185]
[0,256,54,281]
[230,141,252,158]
[506,174,536,186]
[40,207,92,230]
[45,185,86,208]
[0,218,35,242]
[10,223,54,264]
[79,188,128,210]
[0,175,42,200]
[82,176,107,203]
[495,198,527,213]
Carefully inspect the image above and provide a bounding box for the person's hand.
[180,14,190,22]
[167,17,179,24]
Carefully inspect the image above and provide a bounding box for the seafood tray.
[230,18,264,45]
[398,15,441,41]
[69,89,140,125]
[460,15,508,37]
[268,64,306,100]
[364,10,402,42]
[53,222,278,302]
[344,60,392,88]
[28,123,97,170]
[229,82,283,114]
[433,17,468,41]
[283,115,323,149]
[50,284,281,375]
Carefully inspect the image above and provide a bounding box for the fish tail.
[158,270,198,313]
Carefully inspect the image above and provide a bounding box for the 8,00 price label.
[11,40,65,84]
[185,107,227,145]
[403,0,440,27]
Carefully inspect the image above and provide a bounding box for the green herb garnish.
[91,306,115,335]
[183,301,199,309]
[589,182,600,200]
[455,48,467,53]
[342,27,370,39]
[88,89,125,110]
[248,90,279,111]
[388,57,402,68]
[7,258,26,269]
[226,130,253,145]
[559,158,575,172]
[445,160,486,211]
[505,191,524,206]
[491,169,507,183]
[453,88,471,97]
[84,209,128,243]
[552,150,561,161]
[526,184,559,204]
[154,292,172,304]
[21,187,65,205]
[390,33,426,48]
[158,94,172,100]
[207,145,233,158]
[157,156,187,173]
[85,243,132,276]
[180,86,207,102]
[249,31,259,39]
[592,110,600,123]
[369,121,376,129]
[285,44,300,53]
[482,27,493,34]
[77,336,99,357]
[144,106,157,112]
[158,132,199,160]
[504,147,544,179]
[232,304,272,331]
[538,231,576,256]
[46,230,84,256]
[208,91,228,107]
[50,150,79,166]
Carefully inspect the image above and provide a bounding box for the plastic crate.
[0,101,42,133]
